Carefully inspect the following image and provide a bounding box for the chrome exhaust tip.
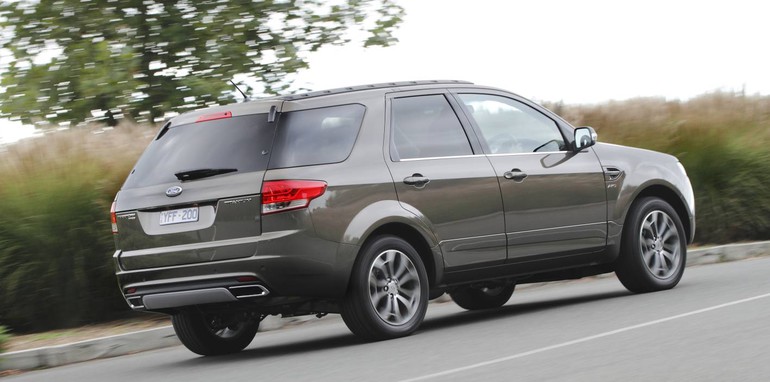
[229,284,269,298]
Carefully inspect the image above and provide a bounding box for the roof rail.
[280,80,473,101]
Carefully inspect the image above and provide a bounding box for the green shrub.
[0,126,152,332]
[669,129,770,242]
[0,325,9,353]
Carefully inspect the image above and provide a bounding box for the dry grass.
[0,123,154,180]
[550,91,770,151]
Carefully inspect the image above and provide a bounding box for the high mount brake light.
[110,201,118,234]
[261,180,327,215]
[196,111,232,123]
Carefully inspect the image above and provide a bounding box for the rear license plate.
[159,207,199,226]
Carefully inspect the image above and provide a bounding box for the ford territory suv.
[111,80,695,355]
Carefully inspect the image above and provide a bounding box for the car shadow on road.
[166,289,631,368]
[419,289,631,334]
[167,329,362,368]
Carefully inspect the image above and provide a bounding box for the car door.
[453,91,607,262]
[385,91,507,269]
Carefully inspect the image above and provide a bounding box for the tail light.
[261,180,327,215]
[110,201,118,234]
[196,111,232,123]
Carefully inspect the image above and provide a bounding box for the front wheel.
[341,235,429,341]
[615,197,687,293]
[172,310,259,356]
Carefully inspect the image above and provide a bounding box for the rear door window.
[390,95,473,160]
[268,104,366,169]
[122,114,275,189]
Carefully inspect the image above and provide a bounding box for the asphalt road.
[8,257,770,382]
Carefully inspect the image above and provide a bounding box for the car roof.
[168,80,479,126]
[276,80,473,101]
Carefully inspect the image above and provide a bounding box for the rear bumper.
[126,282,270,310]
[114,239,360,311]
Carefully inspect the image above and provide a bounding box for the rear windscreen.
[122,114,275,189]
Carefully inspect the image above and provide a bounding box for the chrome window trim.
[397,154,483,162]
[486,151,567,157]
[394,150,570,162]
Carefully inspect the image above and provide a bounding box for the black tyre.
[171,310,259,356]
[615,197,687,293]
[450,282,515,310]
[341,235,429,341]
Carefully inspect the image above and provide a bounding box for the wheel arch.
[628,184,693,244]
[364,222,442,288]
[340,200,444,292]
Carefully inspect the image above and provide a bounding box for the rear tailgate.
[114,110,277,270]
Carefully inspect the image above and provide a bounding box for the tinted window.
[391,95,473,160]
[123,114,274,189]
[268,104,365,169]
[459,94,565,154]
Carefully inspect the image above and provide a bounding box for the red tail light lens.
[110,201,118,234]
[196,111,232,123]
[261,180,327,215]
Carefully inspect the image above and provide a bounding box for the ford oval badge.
[165,186,183,197]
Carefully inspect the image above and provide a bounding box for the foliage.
[550,91,770,243]
[0,0,404,126]
[0,325,9,353]
[0,126,152,332]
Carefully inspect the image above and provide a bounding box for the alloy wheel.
[639,210,682,279]
[367,249,422,326]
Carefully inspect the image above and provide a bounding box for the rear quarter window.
[268,104,365,169]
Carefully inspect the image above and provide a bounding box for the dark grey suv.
[111,80,695,355]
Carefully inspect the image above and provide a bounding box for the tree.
[0,0,404,126]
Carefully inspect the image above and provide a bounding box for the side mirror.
[573,126,597,151]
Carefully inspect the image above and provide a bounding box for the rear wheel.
[450,282,515,310]
[615,197,687,293]
[341,235,429,341]
[172,310,259,356]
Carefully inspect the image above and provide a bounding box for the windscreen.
[122,114,275,189]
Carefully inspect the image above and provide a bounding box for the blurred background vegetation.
[0,126,151,332]
[0,0,404,126]
[0,325,8,352]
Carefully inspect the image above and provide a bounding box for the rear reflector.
[110,201,118,234]
[261,180,327,215]
[196,111,232,123]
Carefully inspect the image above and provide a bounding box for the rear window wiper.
[174,168,237,181]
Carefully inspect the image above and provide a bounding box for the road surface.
[7,257,770,381]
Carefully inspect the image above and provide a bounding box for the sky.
[2,0,770,144]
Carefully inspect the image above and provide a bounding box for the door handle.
[503,169,527,182]
[403,174,430,188]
